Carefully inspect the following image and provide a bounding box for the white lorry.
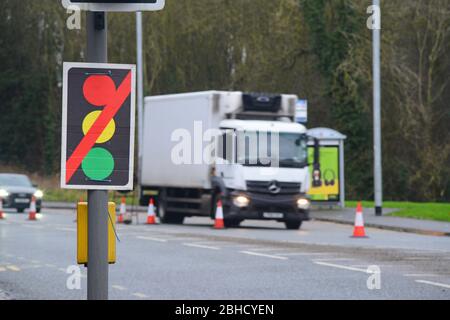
[139,91,320,229]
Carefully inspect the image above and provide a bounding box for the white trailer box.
[141,91,241,189]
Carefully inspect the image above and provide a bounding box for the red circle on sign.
[83,75,116,107]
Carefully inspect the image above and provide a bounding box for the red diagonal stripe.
[65,71,132,184]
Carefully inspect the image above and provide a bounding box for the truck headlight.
[34,190,44,199]
[233,195,250,208]
[0,189,9,198]
[297,198,310,210]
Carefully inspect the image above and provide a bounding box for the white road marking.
[314,261,369,273]
[136,236,168,242]
[415,280,450,289]
[245,247,291,252]
[276,252,332,256]
[404,274,442,277]
[22,225,43,229]
[183,243,220,250]
[112,285,127,291]
[351,264,394,268]
[0,267,6,272]
[45,264,57,268]
[6,265,20,272]
[132,292,149,299]
[314,258,356,262]
[240,251,288,260]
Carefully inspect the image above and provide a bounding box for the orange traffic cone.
[117,197,126,224]
[0,198,5,220]
[28,196,37,221]
[146,198,156,225]
[213,200,225,229]
[351,202,368,238]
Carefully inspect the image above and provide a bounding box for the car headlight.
[297,198,310,210]
[34,190,44,198]
[232,195,250,208]
[0,189,9,198]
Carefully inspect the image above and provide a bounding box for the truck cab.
[212,120,311,229]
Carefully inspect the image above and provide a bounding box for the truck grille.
[246,181,301,195]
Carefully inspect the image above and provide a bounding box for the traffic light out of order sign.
[81,75,119,182]
[61,62,136,190]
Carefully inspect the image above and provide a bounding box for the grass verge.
[346,201,450,222]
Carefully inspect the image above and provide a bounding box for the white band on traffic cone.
[354,212,364,227]
[120,201,126,215]
[148,202,155,217]
[29,198,36,213]
[215,204,223,220]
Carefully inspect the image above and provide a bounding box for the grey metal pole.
[86,11,109,300]
[136,12,144,208]
[373,0,383,216]
[136,12,144,163]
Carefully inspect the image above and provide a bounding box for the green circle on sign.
[82,148,114,181]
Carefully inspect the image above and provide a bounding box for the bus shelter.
[307,128,347,208]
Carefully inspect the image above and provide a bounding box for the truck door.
[215,129,235,182]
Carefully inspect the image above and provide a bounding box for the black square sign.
[61,62,136,190]
[62,0,165,11]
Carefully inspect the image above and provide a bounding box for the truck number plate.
[263,212,284,219]
[15,198,30,203]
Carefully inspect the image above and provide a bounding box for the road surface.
[0,208,449,300]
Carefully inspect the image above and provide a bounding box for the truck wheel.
[158,198,184,224]
[224,219,242,228]
[285,220,302,230]
[162,213,185,224]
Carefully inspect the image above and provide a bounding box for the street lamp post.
[136,12,144,192]
[373,0,383,216]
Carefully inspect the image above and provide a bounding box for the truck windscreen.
[237,131,308,168]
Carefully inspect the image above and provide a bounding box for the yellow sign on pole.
[77,202,117,265]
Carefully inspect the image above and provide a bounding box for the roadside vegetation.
[347,201,450,223]
[1,0,449,203]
